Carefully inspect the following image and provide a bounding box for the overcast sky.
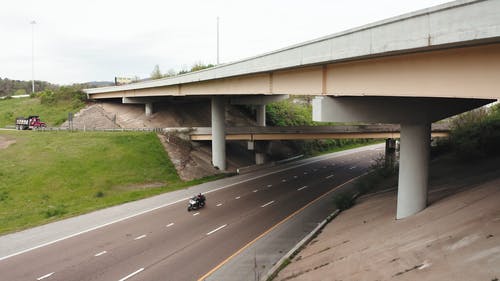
[1,0,452,85]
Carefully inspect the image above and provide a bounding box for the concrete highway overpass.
[188,124,450,141]
[85,0,500,218]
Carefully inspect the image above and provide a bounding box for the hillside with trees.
[0,77,58,97]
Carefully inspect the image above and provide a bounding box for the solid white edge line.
[37,272,54,280]
[118,268,144,281]
[94,250,107,257]
[261,201,275,208]
[206,224,227,236]
[297,186,308,191]
[0,144,383,262]
[166,223,174,227]
[134,234,146,240]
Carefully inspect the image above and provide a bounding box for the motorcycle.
[187,194,206,211]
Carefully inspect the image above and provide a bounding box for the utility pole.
[217,16,220,65]
[30,20,36,94]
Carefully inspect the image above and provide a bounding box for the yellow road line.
[197,172,367,281]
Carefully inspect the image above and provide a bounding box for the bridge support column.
[255,141,269,165]
[211,96,226,170]
[255,104,267,164]
[385,138,396,168]
[397,123,430,219]
[145,102,153,117]
[256,104,266,126]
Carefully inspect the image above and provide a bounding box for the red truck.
[15,116,46,130]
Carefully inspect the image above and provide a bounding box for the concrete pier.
[211,96,226,170]
[255,104,267,164]
[396,123,430,219]
[145,102,153,117]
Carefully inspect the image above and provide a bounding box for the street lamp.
[30,20,36,94]
[217,16,219,65]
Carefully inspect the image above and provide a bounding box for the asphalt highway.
[0,145,383,281]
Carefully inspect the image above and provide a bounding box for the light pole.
[30,20,36,94]
[217,16,219,65]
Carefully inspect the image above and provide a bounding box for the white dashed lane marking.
[297,186,308,191]
[206,224,227,235]
[37,272,54,280]
[134,234,146,240]
[349,166,357,170]
[261,201,275,208]
[166,223,174,227]
[282,179,287,182]
[216,203,222,207]
[253,189,258,193]
[94,251,107,257]
[267,184,272,188]
[235,196,241,199]
[325,174,334,179]
[118,268,144,281]
[193,212,200,216]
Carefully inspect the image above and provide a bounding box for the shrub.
[450,105,500,160]
[38,90,56,105]
[333,192,355,211]
[44,204,67,218]
[266,98,313,126]
[0,190,9,202]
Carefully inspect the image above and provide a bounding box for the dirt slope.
[275,156,500,281]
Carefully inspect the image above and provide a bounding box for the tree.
[165,69,177,77]
[150,65,163,79]
[190,61,214,72]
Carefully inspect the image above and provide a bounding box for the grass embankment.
[0,131,222,235]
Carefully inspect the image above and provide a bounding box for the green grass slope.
[0,131,220,235]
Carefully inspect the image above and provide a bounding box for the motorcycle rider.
[188,193,206,211]
[196,193,205,205]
